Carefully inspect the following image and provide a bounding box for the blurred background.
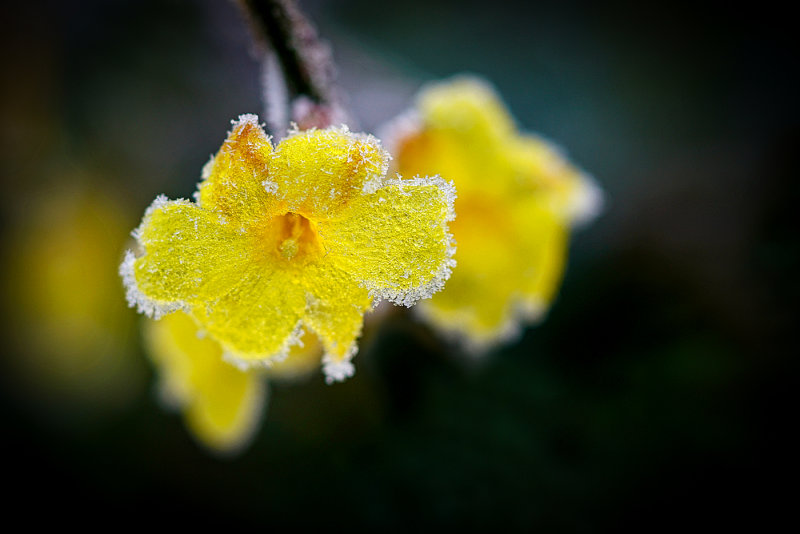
[1,0,796,529]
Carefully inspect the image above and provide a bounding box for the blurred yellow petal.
[418,196,567,347]
[144,312,265,454]
[268,127,389,218]
[418,76,515,146]
[389,129,468,184]
[508,134,603,224]
[511,198,569,306]
[3,185,143,409]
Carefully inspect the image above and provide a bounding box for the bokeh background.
[1,0,796,529]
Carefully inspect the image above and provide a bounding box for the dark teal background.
[1,0,796,529]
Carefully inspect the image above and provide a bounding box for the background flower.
[2,182,145,413]
[144,311,323,454]
[386,76,601,351]
[144,311,267,455]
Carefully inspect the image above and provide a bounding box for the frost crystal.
[261,180,278,194]
[322,352,356,384]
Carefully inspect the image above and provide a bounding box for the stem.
[236,0,334,107]
[260,51,289,136]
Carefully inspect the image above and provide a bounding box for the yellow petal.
[416,192,519,345]
[507,135,602,223]
[121,197,246,318]
[511,198,569,306]
[390,80,518,197]
[300,262,372,383]
[144,312,266,454]
[319,176,457,307]
[418,76,515,146]
[196,114,280,228]
[268,127,390,218]
[393,128,482,190]
[191,264,307,365]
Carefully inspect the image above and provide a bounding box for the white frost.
[261,180,278,194]
[321,344,357,384]
[376,108,422,162]
[569,174,604,227]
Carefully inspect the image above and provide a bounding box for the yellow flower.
[386,77,602,351]
[3,186,143,408]
[143,311,322,454]
[122,115,455,383]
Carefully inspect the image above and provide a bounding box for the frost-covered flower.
[385,76,602,351]
[122,115,455,383]
[144,311,322,454]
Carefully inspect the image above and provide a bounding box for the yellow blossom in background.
[143,311,323,453]
[122,115,456,383]
[386,76,602,351]
[144,312,264,454]
[3,186,144,408]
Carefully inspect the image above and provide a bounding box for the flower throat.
[269,212,321,261]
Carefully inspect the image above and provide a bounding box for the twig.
[236,0,342,131]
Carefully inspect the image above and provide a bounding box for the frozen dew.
[261,179,278,194]
[569,174,605,227]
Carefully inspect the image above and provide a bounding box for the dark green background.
[1,0,796,529]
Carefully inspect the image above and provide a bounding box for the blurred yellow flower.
[122,115,455,383]
[3,186,143,408]
[144,311,322,454]
[386,77,602,351]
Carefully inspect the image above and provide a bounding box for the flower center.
[265,212,322,262]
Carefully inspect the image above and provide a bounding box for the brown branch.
[236,0,334,107]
